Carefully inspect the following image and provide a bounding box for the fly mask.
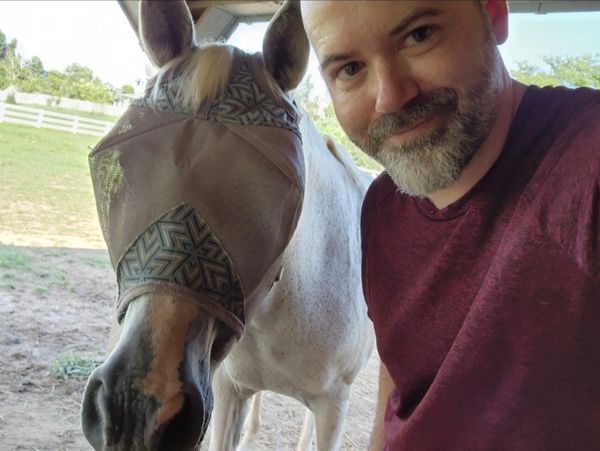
[89,49,305,340]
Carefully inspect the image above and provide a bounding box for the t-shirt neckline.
[412,86,537,221]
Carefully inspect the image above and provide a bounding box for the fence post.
[36,110,44,128]
[72,116,79,134]
[0,102,4,123]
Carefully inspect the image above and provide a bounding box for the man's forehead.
[301,1,437,56]
[303,1,438,38]
[301,1,476,29]
[301,1,478,51]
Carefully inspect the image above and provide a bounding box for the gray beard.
[352,44,500,197]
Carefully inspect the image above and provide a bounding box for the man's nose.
[374,62,418,114]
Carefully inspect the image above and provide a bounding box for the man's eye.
[405,26,433,46]
[336,62,362,79]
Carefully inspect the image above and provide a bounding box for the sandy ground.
[0,234,378,451]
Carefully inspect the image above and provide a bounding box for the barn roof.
[118,0,600,44]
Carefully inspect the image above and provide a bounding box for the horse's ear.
[139,0,194,68]
[263,0,309,92]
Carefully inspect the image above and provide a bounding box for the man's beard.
[351,38,500,197]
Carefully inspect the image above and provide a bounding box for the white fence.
[0,87,131,117]
[0,102,114,137]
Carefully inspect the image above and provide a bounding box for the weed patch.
[0,246,31,270]
[51,352,102,380]
[35,286,49,296]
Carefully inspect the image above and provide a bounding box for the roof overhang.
[119,0,600,47]
[509,0,600,13]
[118,0,279,44]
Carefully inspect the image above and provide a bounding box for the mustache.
[366,88,458,142]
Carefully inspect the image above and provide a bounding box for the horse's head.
[81,1,309,449]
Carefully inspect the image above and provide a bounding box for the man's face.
[303,1,503,196]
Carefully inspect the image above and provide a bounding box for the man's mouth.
[385,114,438,144]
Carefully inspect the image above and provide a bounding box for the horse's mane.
[149,43,233,110]
[149,43,282,111]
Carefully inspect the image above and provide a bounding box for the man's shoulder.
[527,84,600,108]
[524,85,600,133]
[518,86,600,279]
[514,85,600,167]
[542,86,600,167]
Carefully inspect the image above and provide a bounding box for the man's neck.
[427,76,527,210]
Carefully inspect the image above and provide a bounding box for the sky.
[0,1,598,96]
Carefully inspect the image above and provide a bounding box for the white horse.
[81,1,373,450]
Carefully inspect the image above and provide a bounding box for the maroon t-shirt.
[361,86,600,450]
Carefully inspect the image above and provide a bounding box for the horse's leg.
[208,365,251,451]
[237,391,262,450]
[311,384,351,451]
[296,408,315,451]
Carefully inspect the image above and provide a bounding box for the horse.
[81,1,373,450]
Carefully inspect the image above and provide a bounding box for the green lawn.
[0,122,104,246]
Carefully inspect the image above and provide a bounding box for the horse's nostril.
[82,371,118,450]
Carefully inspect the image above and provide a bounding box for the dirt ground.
[0,233,378,451]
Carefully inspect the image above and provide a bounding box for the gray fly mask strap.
[89,50,304,339]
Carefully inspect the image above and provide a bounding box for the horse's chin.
[147,381,212,451]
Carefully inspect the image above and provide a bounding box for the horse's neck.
[298,113,370,200]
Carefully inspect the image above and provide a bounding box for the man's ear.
[484,0,509,44]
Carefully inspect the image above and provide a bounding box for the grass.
[0,122,104,245]
[32,263,76,293]
[0,244,78,294]
[0,245,32,270]
[51,352,102,380]
[52,270,76,292]
[81,255,111,269]
[34,286,49,296]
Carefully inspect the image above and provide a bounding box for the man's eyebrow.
[388,7,443,38]
[318,7,443,73]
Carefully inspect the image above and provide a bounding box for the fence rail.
[0,102,114,137]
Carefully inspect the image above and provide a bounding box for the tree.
[7,38,17,58]
[120,84,134,94]
[43,70,68,97]
[64,63,95,83]
[511,54,600,89]
[294,75,382,171]
[17,56,46,92]
[0,30,6,59]
[294,74,321,117]
[0,37,21,88]
[26,56,44,77]
[0,32,115,103]
[62,63,114,103]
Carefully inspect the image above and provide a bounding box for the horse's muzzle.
[81,342,212,451]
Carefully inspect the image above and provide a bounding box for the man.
[301,1,600,450]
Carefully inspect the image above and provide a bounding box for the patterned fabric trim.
[132,76,194,116]
[207,62,300,138]
[117,204,244,323]
[132,62,300,138]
